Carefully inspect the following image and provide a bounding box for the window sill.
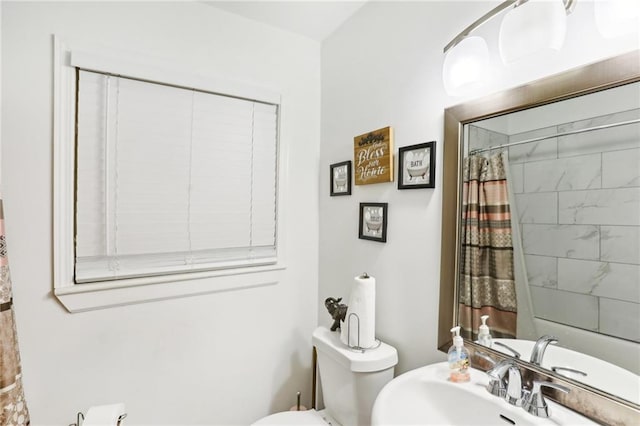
[54,264,285,313]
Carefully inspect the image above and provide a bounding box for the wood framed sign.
[354,126,394,185]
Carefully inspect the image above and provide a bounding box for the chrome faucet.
[529,335,558,366]
[522,380,570,418]
[486,359,523,405]
[485,354,573,420]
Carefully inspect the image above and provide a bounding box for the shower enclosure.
[463,81,640,374]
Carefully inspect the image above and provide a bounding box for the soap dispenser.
[478,315,493,348]
[448,326,471,383]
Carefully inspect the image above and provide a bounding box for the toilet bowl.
[252,409,335,425]
[252,326,398,426]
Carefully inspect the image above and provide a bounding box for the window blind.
[75,70,278,283]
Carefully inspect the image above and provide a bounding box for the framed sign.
[354,126,394,185]
[330,161,352,196]
[358,202,388,243]
[398,141,436,189]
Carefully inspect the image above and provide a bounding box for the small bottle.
[448,326,471,383]
[478,315,493,348]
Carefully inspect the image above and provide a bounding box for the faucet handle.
[493,341,521,358]
[505,364,523,406]
[485,359,515,398]
[551,366,587,378]
[522,380,570,418]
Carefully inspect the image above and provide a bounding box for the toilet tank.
[312,327,398,426]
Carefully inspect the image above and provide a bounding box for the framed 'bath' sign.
[398,141,436,189]
[353,126,394,185]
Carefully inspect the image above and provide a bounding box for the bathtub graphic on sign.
[365,209,383,233]
[334,167,348,190]
[407,154,429,180]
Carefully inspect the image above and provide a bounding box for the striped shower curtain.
[0,201,29,425]
[459,152,517,339]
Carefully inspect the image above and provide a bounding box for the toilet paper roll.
[83,403,126,426]
[340,274,376,348]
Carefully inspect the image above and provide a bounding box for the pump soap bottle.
[448,326,470,383]
[478,315,492,348]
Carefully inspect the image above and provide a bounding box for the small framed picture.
[330,161,352,196]
[398,141,436,189]
[359,203,388,243]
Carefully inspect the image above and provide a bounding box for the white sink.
[371,362,596,425]
[491,339,640,405]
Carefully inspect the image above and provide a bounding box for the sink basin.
[491,338,640,405]
[371,362,596,425]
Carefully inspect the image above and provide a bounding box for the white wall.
[319,0,639,375]
[1,2,319,425]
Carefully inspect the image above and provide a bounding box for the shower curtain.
[0,201,30,425]
[459,152,517,339]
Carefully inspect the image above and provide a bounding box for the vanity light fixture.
[499,0,572,64]
[443,0,576,94]
[594,0,640,39]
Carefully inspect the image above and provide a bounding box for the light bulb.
[499,0,567,64]
[595,0,640,39]
[443,36,489,96]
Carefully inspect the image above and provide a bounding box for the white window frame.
[53,37,287,312]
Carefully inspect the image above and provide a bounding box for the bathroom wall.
[319,0,640,375]
[1,2,319,424]
[2,1,639,424]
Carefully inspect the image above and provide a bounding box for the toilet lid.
[252,410,328,425]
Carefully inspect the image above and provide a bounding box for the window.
[75,70,279,283]
[53,39,284,311]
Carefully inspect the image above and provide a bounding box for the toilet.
[253,326,398,426]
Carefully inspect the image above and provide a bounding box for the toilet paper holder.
[70,411,127,426]
[346,312,381,353]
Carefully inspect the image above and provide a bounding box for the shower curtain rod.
[468,118,640,155]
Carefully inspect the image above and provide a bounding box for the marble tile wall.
[529,286,599,331]
[508,109,640,343]
[468,125,508,153]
